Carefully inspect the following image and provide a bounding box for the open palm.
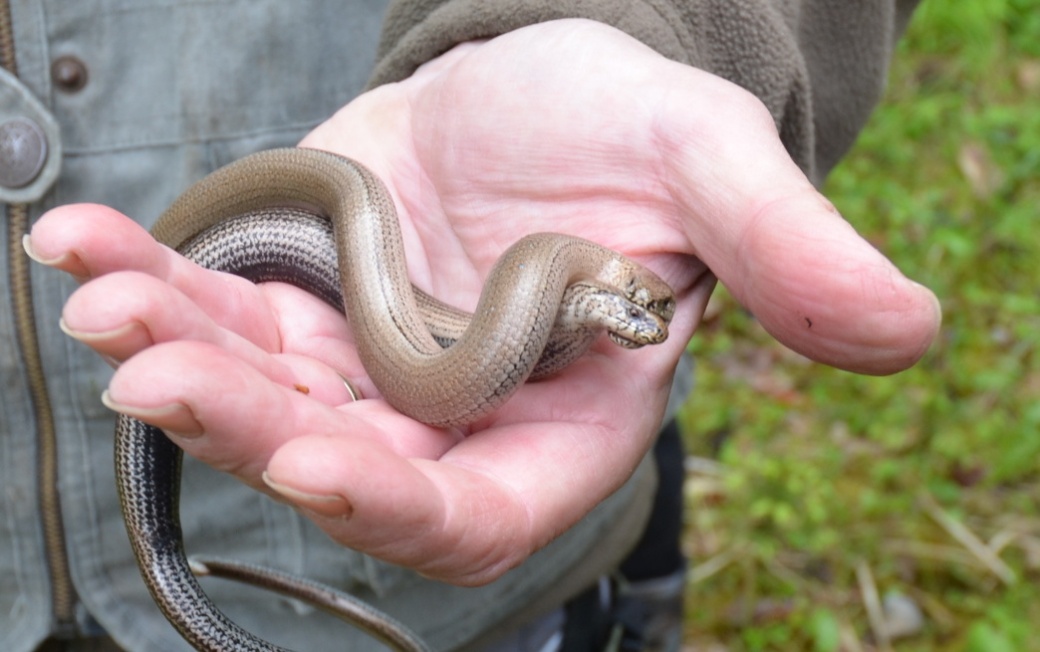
[28,20,938,585]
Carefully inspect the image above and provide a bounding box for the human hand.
[28,19,939,585]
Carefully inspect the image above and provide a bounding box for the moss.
[678,1,1040,648]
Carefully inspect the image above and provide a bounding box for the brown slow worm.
[113,148,676,651]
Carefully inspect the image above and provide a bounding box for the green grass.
[676,1,1040,649]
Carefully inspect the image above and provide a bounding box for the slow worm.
[113,148,675,651]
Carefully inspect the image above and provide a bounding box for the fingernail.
[60,318,141,367]
[101,390,205,438]
[60,317,143,344]
[913,280,944,322]
[22,234,57,264]
[262,471,353,519]
[22,235,89,281]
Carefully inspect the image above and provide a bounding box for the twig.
[855,560,892,652]
[689,545,743,584]
[918,491,1017,585]
[684,455,726,476]
[763,558,809,591]
[839,617,866,652]
[987,529,1019,555]
[882,539,984,568]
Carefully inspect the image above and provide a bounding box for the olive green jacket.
[372,0,919,184]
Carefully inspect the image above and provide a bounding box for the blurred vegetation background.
[676,1,1039,649]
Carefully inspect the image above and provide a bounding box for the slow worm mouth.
[609,332,646,349]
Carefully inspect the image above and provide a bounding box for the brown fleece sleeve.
[368,0,921,184]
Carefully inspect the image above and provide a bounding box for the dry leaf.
[1016,59,1040,93]
[957,141,1004,198]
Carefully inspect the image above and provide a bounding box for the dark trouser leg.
[562,420,687,652]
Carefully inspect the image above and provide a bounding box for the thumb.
[660,82,940,375]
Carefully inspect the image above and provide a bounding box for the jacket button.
[51,55,88,93]
[0,117,48,189]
